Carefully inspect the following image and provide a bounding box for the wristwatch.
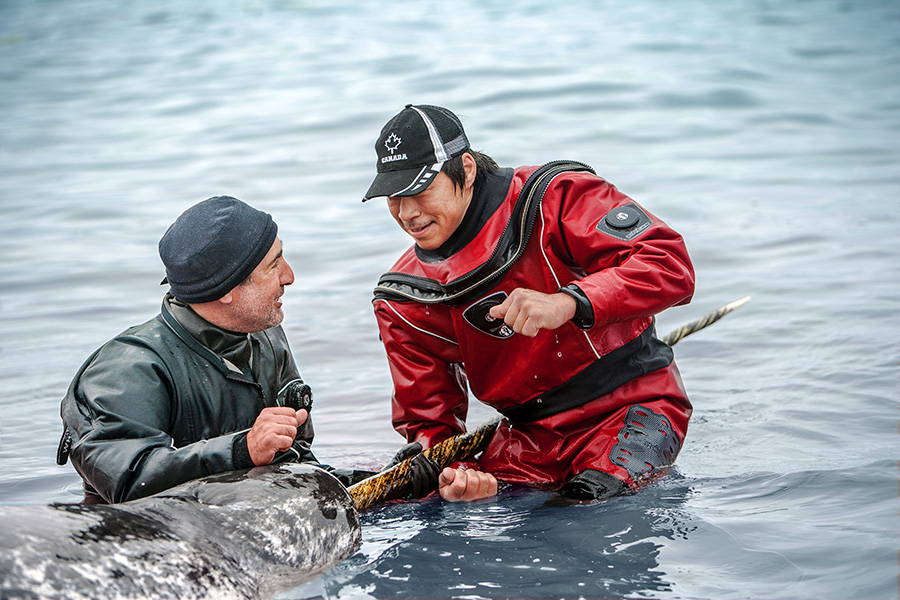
[558,284,594,329]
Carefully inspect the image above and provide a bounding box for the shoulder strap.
[374,160,595,306]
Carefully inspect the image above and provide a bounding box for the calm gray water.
[2,1,899,598]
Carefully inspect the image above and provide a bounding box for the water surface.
[1,1,898,598]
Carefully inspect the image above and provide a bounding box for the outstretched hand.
[488,288,576,337]
[438,467,498,502]
[247,406,308,466]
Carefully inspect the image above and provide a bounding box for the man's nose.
[397,197,421,221]
[280,259,295,286]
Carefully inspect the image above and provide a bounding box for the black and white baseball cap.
[363,104,470,201]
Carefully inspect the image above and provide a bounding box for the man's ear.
[217,291,235,305]
[462,152,477,190]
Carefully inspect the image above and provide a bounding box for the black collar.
[415,167,514,263]
[164,294,253,373]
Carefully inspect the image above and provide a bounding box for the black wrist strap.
[232,432,254,469]
[558,284,594,329]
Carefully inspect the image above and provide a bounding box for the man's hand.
[438,467,498,502]
[381,442,442,499]
[247,406,308,466]
[488,288,577,337]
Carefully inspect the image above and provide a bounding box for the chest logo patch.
[463,292,514,339]
[596,203,653,241]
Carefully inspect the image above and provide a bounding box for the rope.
[348,296,750,512]
[660,296,750,346]
[349,417,502,512]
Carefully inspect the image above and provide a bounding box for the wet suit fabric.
[373,164,694,490]
[59,295,315,503]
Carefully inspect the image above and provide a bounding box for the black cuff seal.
[231,432,255,469]
[558,469,627,501]
[558,284,594,329]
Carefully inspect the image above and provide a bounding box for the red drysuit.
[374,163,695,489]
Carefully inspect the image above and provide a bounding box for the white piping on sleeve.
[380,300,459,346]
[537,205,602,360]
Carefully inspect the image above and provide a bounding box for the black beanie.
[159,196,278,303]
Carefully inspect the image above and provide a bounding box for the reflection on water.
[290,481,692,599]
[1,1,899,598]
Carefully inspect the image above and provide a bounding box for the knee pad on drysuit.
[557,469,627,501]
[608,404,682,480]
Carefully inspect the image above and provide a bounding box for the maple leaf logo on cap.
[384,133,402,155]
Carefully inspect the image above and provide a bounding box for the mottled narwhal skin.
[0,463,361,600]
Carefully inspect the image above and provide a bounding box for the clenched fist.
[488,288,577,337]
[247,406,309,466]
[438,467,498,501]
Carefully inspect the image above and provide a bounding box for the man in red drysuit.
[363,105,695,503]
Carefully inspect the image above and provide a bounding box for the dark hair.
[441,150,499,194]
